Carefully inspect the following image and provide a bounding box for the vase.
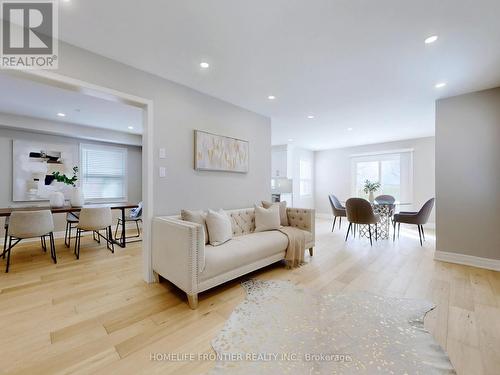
[70,187,84,207]
[49,192,65,208]
[368,191,374,203]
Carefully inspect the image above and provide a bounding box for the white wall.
[55,42,271,215]
[436,88,500,261]
[315,137,435,221]
[0,126,142,235]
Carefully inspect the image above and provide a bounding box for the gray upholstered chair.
[3,210,56,272]
[393,198,435,246]
[345,198,380,246]
[328,194,347,231]
[74,207,114,259]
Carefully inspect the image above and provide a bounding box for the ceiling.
[0,73,143,134]
[54,0,500,149]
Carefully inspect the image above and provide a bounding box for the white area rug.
[209,280,455,374]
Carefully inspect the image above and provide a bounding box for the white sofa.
[152,207,315,308]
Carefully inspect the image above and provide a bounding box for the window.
[299,159,313,196]
[80,144,128,202]
[351,151,412,202]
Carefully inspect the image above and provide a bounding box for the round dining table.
[342,200,412,240]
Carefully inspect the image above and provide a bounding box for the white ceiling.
[0,73,143,134]
[55,0,500,149]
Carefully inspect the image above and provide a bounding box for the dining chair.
[345,198,380,246]
[3,210,56,273]
[393,198,435,246]
[64,212,79,248]
[2,217,9,259]
[74,207,114,259]
[328,194,347,231]
[114,202,142,240]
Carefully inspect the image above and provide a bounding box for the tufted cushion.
[226,208,256,237]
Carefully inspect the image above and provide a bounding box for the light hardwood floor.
[0,219,499,375]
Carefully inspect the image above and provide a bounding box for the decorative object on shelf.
[52,166,78,187]
[49,192,65,208]
[51,166,83,207]
[13,140,77,202]
[194,130,249,173]
[363,179,381,203]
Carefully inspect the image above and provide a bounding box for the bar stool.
[4,210,56,273]
[74,207,114,259]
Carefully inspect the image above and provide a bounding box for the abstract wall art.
[194,130,249,173]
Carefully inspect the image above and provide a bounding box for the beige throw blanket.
[279,226,306,268]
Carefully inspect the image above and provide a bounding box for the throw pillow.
[206,209,233,246]
[181,209,209,244]
[255,204,281,232]
[262,200,289,226]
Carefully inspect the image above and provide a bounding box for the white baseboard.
[434,251,500,272]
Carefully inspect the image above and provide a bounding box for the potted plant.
[52,166,84,207]
[363,180,381,203]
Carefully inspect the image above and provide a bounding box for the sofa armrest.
[286,208,315,244]
[152,217,205,294]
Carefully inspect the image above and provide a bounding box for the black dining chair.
[328,195,347,231]
[393,198,435,246]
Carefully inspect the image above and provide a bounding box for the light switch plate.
[159,148,166,159]
[159,167,166,178]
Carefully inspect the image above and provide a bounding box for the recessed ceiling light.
[424,35,439,44]
[268,95,276,100]
[307,115,315,119]
[200,62,210,69]
[57,112,66,117]
[128,126,134,130]
[288,138,294,142]
[347,127,353,131]
[435,82,447,88]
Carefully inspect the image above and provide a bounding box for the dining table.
[341,200,412,240]
[0,202,139,248]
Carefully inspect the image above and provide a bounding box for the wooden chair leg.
[187,293,198,309]
[345,222,352,242]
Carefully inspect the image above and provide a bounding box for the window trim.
[299,158,313,197]
[79,143,128,204]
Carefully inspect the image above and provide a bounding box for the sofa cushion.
[255,204,281,232]
[262,201,289,226]
[206,209,233,246]
[200,231,288,281]
[181,209,209,244]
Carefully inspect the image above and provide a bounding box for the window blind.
[80,144,127,202]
